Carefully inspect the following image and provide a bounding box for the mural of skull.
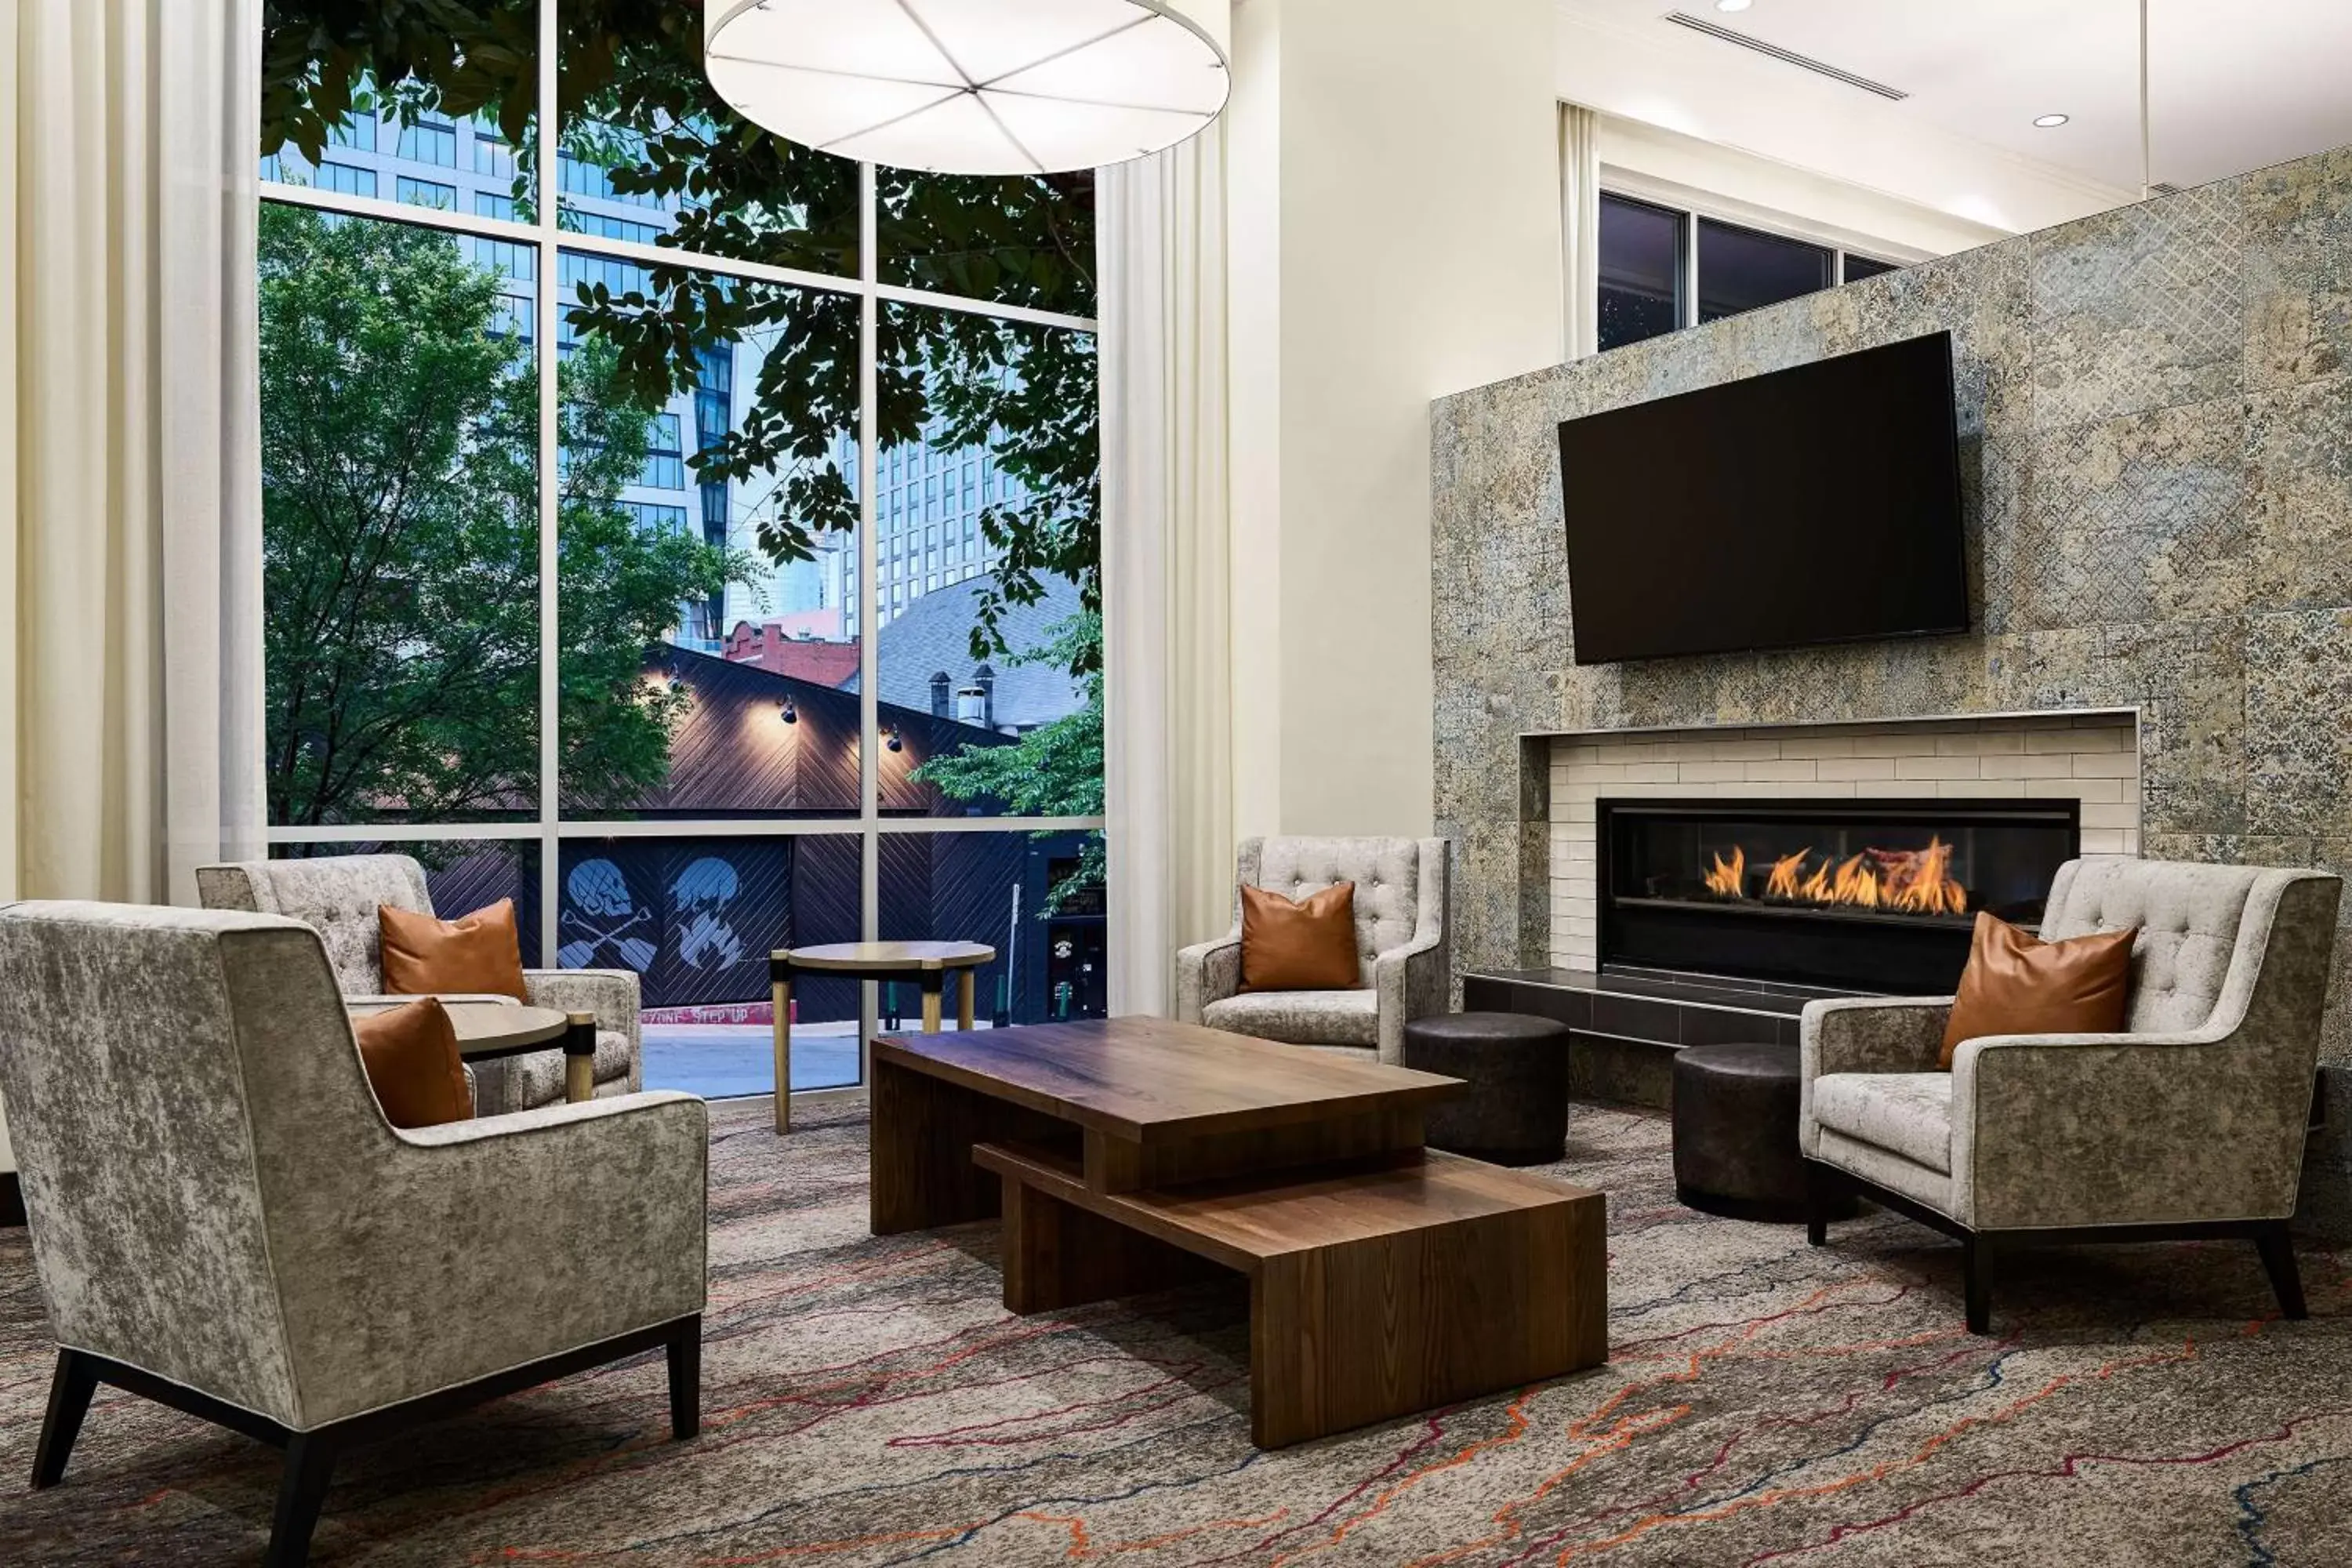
[558,858,655,971]
[673,855,745,971]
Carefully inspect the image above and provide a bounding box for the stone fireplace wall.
[1548,713,2140,971]
[1429,143,2352,1222]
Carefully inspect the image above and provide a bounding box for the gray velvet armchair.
[1174,836,1450,1064]
[197,852,641,1115]
[1800,857,2343,1334]
[0,902,707,1566]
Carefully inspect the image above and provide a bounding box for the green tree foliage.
[260,201,741,824]
[916,613,1105,909]
[260,0,1101,676]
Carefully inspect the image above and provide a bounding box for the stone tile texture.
[1432,145,2352,1217]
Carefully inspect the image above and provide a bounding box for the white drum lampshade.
[703,0,1231,175]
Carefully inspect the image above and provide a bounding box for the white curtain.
[1098,122,1235,1018]
[1560,102,1602,360]
[1,0,265,909]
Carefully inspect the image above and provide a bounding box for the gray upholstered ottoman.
[1400,1011,1571,1165]
[1673,1041,1855,1223]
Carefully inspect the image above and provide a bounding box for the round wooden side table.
[767,942,994,1134]
[350,1000,601,1109]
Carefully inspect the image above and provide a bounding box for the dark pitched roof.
[625,644,1011,817]
[846,575,1087,732]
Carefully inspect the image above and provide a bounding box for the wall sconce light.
[779,695,798,724]
[885,722,904,753]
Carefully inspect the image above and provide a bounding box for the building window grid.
[317,162,376,198]
[259,18,1105,1100]
[396,118,458,168]
[641,411,686,490]
[396,175,457,211]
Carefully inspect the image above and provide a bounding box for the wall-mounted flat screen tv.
[1558,330,1967,665]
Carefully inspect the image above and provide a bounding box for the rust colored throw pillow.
[379,898,530,1001]
[352,997,474,1128]
[1240,881,1363,992]
[1940,911,2137,1069]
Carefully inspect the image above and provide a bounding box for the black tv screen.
[1558,331,1966,665]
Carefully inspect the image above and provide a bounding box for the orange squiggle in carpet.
[1268,1384,1548,1568]
[1541,1339,2201,1563]
[1016,1506,1292,1559]
[1393,1281,1917,1568]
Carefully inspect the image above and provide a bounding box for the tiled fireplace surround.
[1458,711,2142,1105]
[1430,146,2352,1226]
[1545,712,2140,971]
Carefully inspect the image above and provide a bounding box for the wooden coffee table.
[870,1017,1608,1446]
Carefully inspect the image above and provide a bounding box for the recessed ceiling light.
[2033,113,2071,128]
[1715,0,1754,10]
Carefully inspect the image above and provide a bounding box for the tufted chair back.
[1237,837,1443,985]
[2040,857,2297,1034]
[194,854,434,996]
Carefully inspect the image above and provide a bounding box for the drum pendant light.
[703,0,1232,175]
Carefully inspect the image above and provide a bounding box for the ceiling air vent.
[1662,12,1909,101]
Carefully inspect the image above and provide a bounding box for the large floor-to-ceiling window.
[256,3,1107,1098]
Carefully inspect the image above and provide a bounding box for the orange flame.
[1704,837,1967,916]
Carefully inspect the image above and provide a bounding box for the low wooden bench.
[973,1142,1607,1447]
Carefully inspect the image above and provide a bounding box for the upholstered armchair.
[1175,836,1450,1064]
[197,853,640,1115]
[1801,857,2342,1334]
[0,902,707,1566]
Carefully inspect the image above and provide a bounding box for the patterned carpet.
[4,1096,2352,1566]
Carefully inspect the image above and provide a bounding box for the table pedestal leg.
[1000,1178,1218,1314]
[957,969,975,1030]
[562,1012,597,1105]
[870,1056,996,1233]
[770,970,793,1134]
[920,972,944,1033]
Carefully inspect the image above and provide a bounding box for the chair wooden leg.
[2256,1223,2308,1320]
[31,1348,100,1490]
[263,1432,336,1568]
[666,1316,702,1439]
[1804,1161,1835,1247]
[1962,1233,1992,1336]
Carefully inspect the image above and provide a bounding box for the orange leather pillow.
[379,898,529,1001]
[1940,911,2136,1069]
[1240,882,1362,992]
[352,997,474,1128]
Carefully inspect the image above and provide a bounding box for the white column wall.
[1226,0,1562,841]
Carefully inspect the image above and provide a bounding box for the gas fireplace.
[1599,798,2082,993]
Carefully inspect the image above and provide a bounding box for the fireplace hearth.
[1599,798,2082,993]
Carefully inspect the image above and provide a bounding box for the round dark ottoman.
[1672,1041,1855,1222]
[1401,1012,1571,1165]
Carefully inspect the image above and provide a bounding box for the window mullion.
[856,161,881,1083]
[535,1,561,969]
[1682,205,1699,329]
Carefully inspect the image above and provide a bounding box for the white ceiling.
[1560,0,2352,199]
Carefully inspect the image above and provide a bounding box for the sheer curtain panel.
[1,0,264,905]
[1099,123,1235,1017]
[1560,102,1602,360]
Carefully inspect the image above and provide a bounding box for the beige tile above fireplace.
[1547,711,2141,971]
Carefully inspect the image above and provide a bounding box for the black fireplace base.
[1461,964,1857,1111]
